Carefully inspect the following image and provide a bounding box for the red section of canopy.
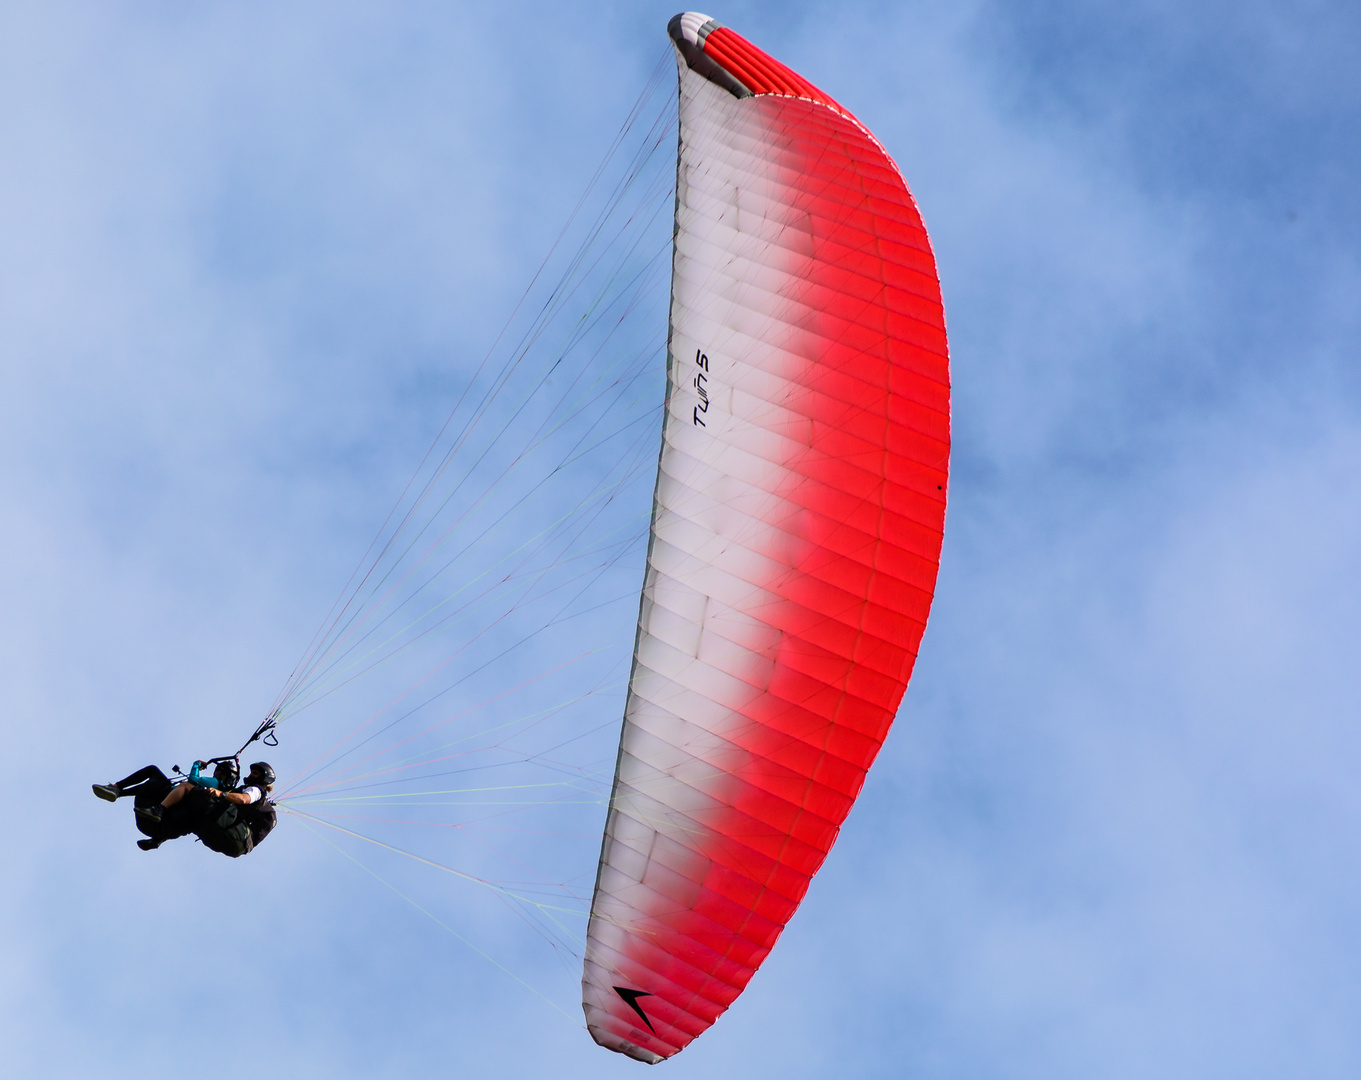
[702,26,843,111]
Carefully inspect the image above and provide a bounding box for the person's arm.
[217,786,262,806]
[188,761,220,789]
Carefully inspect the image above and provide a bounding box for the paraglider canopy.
[581,12,951,1063]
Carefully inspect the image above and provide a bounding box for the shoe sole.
[92,785,119,802]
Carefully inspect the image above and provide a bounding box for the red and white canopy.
[582,13,951,1062]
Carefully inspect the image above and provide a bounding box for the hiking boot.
[137,837,162,851]
[92,783,121,802]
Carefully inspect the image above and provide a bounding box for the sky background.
[4,1,1361,1077]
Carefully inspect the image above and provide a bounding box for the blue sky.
[4,1,1360,1077]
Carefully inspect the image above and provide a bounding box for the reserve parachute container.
[582,13,951,1062]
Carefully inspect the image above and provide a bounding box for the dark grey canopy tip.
[667,13,752,99]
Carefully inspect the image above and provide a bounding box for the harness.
[194,789,277,858]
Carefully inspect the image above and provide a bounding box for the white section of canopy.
[582,53,817,1062]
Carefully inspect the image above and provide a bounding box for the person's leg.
[142,785,215,838]
[137,780,203,834]
[136,808,191,841]
[94,765,168,801]
[115,765,167,792]
[161,781,192,808]
[131,770,174,810]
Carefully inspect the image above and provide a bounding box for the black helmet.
[214,759,240,789]
[248,761,276,787]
